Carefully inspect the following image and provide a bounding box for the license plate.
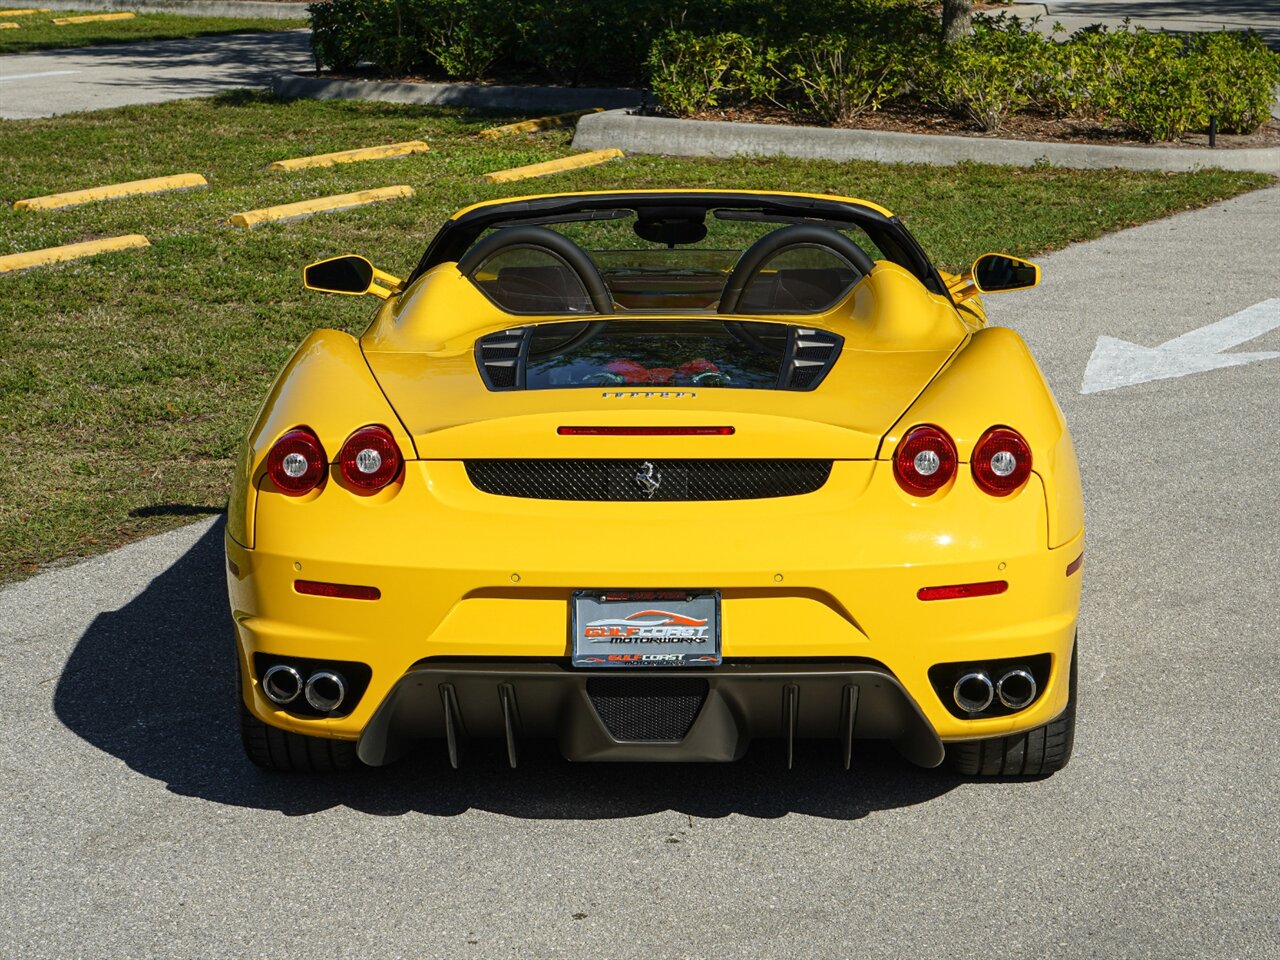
[571,590,721,668]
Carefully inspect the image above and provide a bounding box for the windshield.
[466,208,886,316]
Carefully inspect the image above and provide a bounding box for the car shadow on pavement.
[54,520,961,820]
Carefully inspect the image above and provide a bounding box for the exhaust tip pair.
[953,668,1037,714]
[261,664,347,713]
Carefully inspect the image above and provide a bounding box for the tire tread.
[946,641,1077,778]
[239,687,359,773]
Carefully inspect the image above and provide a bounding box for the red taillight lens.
[295,579,381,601]
[972,426,1032,496]
[266,428,326,496]
[339,424,402,491]
[557,426,735,436]
[893,424,957,496]
[917,580,1008,601]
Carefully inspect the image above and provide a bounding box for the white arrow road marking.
[0,70,80,83]
[1081,299,1280,394]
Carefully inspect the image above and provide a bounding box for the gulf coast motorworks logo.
[583,609,709,644]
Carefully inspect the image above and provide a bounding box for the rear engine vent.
[587,677,709,742]
[475,327,530,390]
[465,459,833,501]
[780,328,842,390]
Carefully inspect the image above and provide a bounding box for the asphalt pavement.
[3,188,1280,959]
[0,29,312,119]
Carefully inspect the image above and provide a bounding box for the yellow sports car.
[225,189,1083,778]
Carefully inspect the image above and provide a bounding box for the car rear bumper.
[356,660,945,768]
[227,459,1084,753]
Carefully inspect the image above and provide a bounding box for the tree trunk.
[941,0,973,43]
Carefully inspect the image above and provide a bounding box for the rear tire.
[237,664,360,773]
[946,639,1077,777]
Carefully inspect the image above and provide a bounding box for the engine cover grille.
[586,677,709,742]
[464,459,832,501]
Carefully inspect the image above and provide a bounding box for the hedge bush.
[922,16,1052,131]
[306,1,1280,142]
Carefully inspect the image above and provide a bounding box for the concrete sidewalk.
[1009,0,1280,45]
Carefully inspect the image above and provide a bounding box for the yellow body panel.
[227,189,1082,763]
[228,458,1080,743]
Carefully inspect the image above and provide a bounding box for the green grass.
[0,92,1270,582]
[0,10,306,53]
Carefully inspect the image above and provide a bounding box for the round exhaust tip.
[261,664,303,705]
[997,668,1038,710]
[305,671,346,713]
[953,671,994,714]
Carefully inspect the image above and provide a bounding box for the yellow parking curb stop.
[0,21,19,27]
[14,173,209,211]
[0,8,50,15]
[484,148,624,184]
[269,140,430,171]
[479,108,605,140]
[52,11,135,24]
[0,235,150,274]
[228,185,415,229]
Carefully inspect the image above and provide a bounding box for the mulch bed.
[689,101,1280,150]
[305,69,1280,150]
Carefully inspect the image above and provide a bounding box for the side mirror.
[971,253,1040,294]
[303,255,403,299]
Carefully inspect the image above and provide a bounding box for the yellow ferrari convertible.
[225,190,1083,778]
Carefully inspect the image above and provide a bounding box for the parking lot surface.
[3,187,1279,959]
[0,30,311,119]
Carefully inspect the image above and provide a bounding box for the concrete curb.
[484,148,624,183]
[228,185,413,229]
[14,173,208,210]
[36,0,309,19]
[271,74,643,114]
[571,109,1280,175]
[0,234,149,273]
[269,140,429,171]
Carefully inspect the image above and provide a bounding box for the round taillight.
[972,426,1032,496]
[266,428,326,496]
[339,424,402,491]
[893,424,957,496]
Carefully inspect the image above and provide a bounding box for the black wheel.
[237,663,360,773]
[946,640,1077,777]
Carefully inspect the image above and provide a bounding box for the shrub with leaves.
[921,15,1054,132]
[1108,31,1208,141]
[783,33,900,123]
[308,0,377,72]
[646,30,760,116]
[1189,31,1280,134]
[779,5,932,124]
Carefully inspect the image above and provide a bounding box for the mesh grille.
[587,677,709,741]
[465,459,832,501]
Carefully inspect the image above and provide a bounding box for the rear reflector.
[917,580,1008,601]
[1066,553,1084,576]
[558,426,735,436]
[294,579,381,601]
